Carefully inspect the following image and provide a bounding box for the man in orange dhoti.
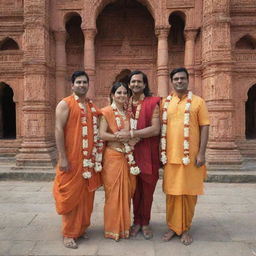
[53,71,102,249]
[161,67,210,245]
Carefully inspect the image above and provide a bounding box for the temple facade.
[0,0,255,169]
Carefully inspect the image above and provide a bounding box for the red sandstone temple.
[0,0,255,170]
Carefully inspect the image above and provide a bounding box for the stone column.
[202,0,242,167]
[82,28,97,99]
[16,0,56,167]
[155,26,169,97]
[184,28,198,91]
[54,31,67,104]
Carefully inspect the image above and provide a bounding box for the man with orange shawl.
[53,71,102,249]
[161,67,210,245]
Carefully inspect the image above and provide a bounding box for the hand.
[59,157,69,172]
[128,137,140,147]
[114,129,130,142]
[195,153,205,168]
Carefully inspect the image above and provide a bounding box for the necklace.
[161,91,193,165]
[74,94,104,179]
[111,102,140,175]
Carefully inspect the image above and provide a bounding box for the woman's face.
[112,85,128,106]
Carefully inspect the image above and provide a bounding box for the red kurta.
[132,96,161,226]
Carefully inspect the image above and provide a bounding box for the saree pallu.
[102,147,136,240]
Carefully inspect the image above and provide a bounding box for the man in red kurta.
[53,71,102,249]
[126,70,161,239]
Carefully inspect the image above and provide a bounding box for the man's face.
[129,74,145,95]
[72,75,89,97]
[171,71,189,93]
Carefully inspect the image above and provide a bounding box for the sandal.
[142,225,153,240]
[130,224,141,237]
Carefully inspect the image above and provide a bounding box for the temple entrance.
[95,0,156,103]
[0,83,16,139]
[245,84,256,139]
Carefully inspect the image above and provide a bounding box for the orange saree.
[101,106,136,240]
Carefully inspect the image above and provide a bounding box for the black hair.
[170,67,189,81]
[128,70,152,97]
[110,82,130,103]
[71,71,89,83]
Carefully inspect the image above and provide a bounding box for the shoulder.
[144,96,161,105]
[101,105,112,116]
[192,94,206,104]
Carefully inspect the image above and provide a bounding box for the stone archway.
[95,0,157,101]
[245,84,256,139]
[0,82,16,139]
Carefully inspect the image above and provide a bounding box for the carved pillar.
[0,87,3,138]
[155,26,169,97]
[202,0,242,167]
[82,28,97,99]
[54,31,67,103]
[184,29,198,91]
[16,0,56,167]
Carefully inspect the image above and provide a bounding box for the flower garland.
[128,95,145,130]
[111,102,140,175]
[74,94,104,179]
[161,91,193,165]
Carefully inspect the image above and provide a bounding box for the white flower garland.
[74,94,104,179]
[111,102,140,175]
[128,95,144,130]
[161,91,193,165]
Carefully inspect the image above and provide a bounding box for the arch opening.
[245,84,256,139]
[95,0,157,98]
[0,83,16,139]
[236,35,256,50]
[168,12,185,70]
[65,14,84,77]
[0,37,19,51]
[114,69,131,85]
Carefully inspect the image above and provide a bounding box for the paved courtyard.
[0,181,256,256]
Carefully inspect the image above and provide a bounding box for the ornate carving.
[167,0,194,8]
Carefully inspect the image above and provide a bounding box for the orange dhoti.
[102,147,136,240]
[166,195,197,235]
[62,186,95,238]
[163,163,206,235]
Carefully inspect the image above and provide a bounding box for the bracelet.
[130,130,134,138]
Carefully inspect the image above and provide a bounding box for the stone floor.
[0,181,256,256]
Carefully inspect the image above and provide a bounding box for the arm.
[115,105,161,141]
[55,100,69,171]
[196,125,209,167]
[133,105,161,139]
[99,116,118,142]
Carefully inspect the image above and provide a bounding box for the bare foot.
[130,224,141,237]
[81,232,89,239]
[142,225,153,240]
[180,231,193,246]
[162,229,175,241]
[63,237,78,249]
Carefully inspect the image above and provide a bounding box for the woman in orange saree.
[99,82,138,241]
